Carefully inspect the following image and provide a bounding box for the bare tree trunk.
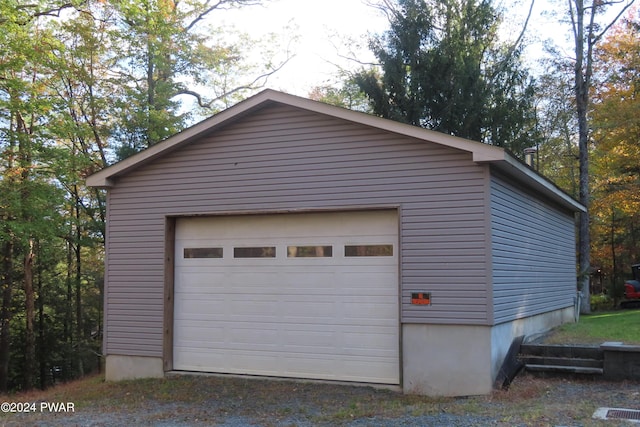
[23,240,35,390]
[36,249,46,390]
[571,0,591,313]
[610,209,618,300]
[569,0,595,313]
[0,240,13,392]
[65,236,73,380]
[75,195,84,377]
[577,89,591,313]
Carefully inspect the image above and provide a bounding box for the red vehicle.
[621,264,640,308]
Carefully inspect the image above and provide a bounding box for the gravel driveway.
[2,373,639,426]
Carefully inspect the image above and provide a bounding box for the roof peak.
[86,89,583,213]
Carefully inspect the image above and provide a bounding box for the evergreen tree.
[355,0,540,154]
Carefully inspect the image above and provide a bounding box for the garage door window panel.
[183,247,223,258]
[345,244,393,257]
[287,245,333,258]
[234,246,276,258]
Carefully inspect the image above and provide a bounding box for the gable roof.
[86,89,584,213]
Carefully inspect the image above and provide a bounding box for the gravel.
[2,373,639,426]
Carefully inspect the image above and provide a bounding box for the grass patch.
[545,309,640,345]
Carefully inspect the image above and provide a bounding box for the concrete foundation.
[490,306,575,382]
[402,324,493,396]
[105,355,164,381]
[402,306,575,397]
[103,307,575,396]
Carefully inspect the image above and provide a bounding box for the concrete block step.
[525,364,604,375]
[519,355,603,369]
[520,344,602,360]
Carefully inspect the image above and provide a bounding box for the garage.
[172,210,400,384]
[89,89,584,395]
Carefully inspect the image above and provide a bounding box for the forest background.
[0,0,638,392]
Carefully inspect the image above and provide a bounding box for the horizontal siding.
[104,104,490,356]
[490,174,576,324]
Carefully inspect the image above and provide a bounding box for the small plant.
[590,293,615,311]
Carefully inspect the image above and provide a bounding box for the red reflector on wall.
[411,292,431,305]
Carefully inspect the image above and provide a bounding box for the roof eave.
[85,89,586,214]
[479,154,586,213]
[86,91,282,187]
[86,89,509,187]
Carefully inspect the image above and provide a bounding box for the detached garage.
[87,89,584,396]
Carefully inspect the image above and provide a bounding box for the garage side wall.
[490,173,577,324]
[103,104,490,358]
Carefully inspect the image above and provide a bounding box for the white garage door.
[173,210,399,384]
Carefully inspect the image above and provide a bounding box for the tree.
[108,0,290,159]
[46,5,115,377]
[589,8,640,300]
[0,0,64,391]
[309,77,373,113]
[0,0,289,391]
[565,0,635,313]
[535,57,581,198]
[354,0,540,154]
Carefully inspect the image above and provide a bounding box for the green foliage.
[0,0,632,394]
[0,0,277,392]
[0,0,97,390]
[354,0,541,154]
[534,60,580,198]
[109,0,187,155]
[108,0,291,159]
[589,293,615,311]
[309,78,373,113]
[589,11,640,291]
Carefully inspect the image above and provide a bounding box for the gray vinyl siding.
[104,200,165,356]
[104,104,490,357]
[490,174,576,324]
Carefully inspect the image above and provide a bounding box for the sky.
[215,0,627,98]
[218,0,389,96]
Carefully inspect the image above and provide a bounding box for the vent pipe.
[524,147,537,169]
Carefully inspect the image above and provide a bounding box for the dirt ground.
[1,371,639,426]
